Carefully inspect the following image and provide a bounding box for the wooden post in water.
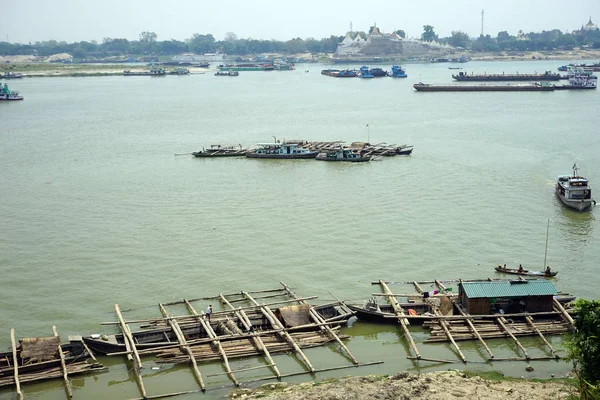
[115,304,147,399]
[553,298,575,326]
[433,311,467,363]
[456,283,494,359]
[52,326,73,399]
[219,294,281,379]
[279,282,359,365]
[10,329,23,400]
[183,300,237,386]
[243,291,316,373]
[525,315,559,358]
[378,280,421,360]
[496,317,530,360]
[159,303,206,390]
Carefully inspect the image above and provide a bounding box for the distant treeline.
[1,28,599,59]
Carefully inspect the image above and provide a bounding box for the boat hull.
[192,151,247,157]
[0,96,23,101]
[556,192,595,211]
[413,83,554,92]
[246,152,319,159]
[315,155,371,162]
[494,266,557,277]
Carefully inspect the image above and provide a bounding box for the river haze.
[0,60,598,399]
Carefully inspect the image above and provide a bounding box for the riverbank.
[0,63,209,77]
[230,371,578,400]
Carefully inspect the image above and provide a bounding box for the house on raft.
[458,280,558,315]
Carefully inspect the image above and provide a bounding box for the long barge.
[413,82,555,92]
[453,71,562,81]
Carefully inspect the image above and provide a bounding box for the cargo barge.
[453,71,561,81]
[413,82,555,92]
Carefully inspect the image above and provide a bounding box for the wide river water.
[1,60,599,399]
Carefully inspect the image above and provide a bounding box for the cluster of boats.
[191,140,413,162]
[0,72,23,79]
[558,62,600,72]
[321,65,407,78]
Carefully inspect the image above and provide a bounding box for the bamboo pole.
[243,361,384,385]
[52,326,73,399]
[433,311,467,363]
[434,279,447,291]
[553,298,575,326]
[103,296,318,325]
[243,291,316,373]
[158,303,205,391]
[115,304,147,399]
[279,282,359,365]
[496,317,530,359]
[379,280,421,360]
[219,294,281,379]
[183,300,237,386]
[455,301,494,358]
[383,310,563,320]
[78,339,98,362]
[412,281,424,294]
[10,328,23,400]
[525,315,559,358]
[206,363,276,377]
[407,356,455,363]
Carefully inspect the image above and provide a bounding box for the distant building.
[584,16,597,31]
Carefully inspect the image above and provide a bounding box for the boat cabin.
[557,175,592,199]
[458,280,557,315]
[255,142,312,155]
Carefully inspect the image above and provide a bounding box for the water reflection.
[555,203,595,247]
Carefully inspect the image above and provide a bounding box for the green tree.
[565,299,600,399]
[447,31,470,48]
[139,31,157,42]
[395,30,406,38]
[421,25,438,42]
[497,31,513,42]
[187,33,216,54]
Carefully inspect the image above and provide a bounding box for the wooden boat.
[82,302,352,354]
[346,300,434,325]
[556,164,595,211]
[168,67,190,75]
[246,139,319,159]
[192,144,247,157]
[0,335,105,388]
[315,146,371,162]
[494,265,558,277]
[123,66,166,76]
[214,71,239,76]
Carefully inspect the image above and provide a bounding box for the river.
[0,60,598,399]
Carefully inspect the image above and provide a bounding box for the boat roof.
[460,280,558,298]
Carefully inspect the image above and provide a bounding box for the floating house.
[458,280,558,315]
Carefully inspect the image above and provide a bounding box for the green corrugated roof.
[461,280,558,299]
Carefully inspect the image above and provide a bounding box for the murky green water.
[1,60,598,399]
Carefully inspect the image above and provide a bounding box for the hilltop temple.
[333,24,451,62]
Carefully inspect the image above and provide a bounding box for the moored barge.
[413,82,555,92]
[453,71,561,81]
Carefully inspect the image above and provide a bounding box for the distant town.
[0,19,598,64]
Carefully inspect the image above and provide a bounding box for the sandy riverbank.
[229,371,577,400]
[0,63,209,77]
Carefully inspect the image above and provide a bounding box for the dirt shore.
[230,371,577,400]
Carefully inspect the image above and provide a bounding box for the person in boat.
[545,266,551,275]
[518,264,524,273]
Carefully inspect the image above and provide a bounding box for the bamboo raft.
[0,327,106,399]
[298,141,413,157]
[88,282,381,399]
[349,278,576,364]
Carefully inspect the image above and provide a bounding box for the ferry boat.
[554,72,597,90]
[315,146,371,162]
[0,82,23,100]
[0,72,23,79]
[246,140,319,159]
[389,65,407,78]
[556,165,595,211]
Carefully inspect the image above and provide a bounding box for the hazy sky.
[3,0,599,44]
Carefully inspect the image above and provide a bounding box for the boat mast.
[543,219,550,269]
[573,163,579,177]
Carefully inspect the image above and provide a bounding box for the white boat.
[246,139,318,159]
[315,145,371,162]
[556,164,595,211]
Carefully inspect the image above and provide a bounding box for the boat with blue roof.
[389,65,407,78]
[246,139,319,159]
[315,145,371,162]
